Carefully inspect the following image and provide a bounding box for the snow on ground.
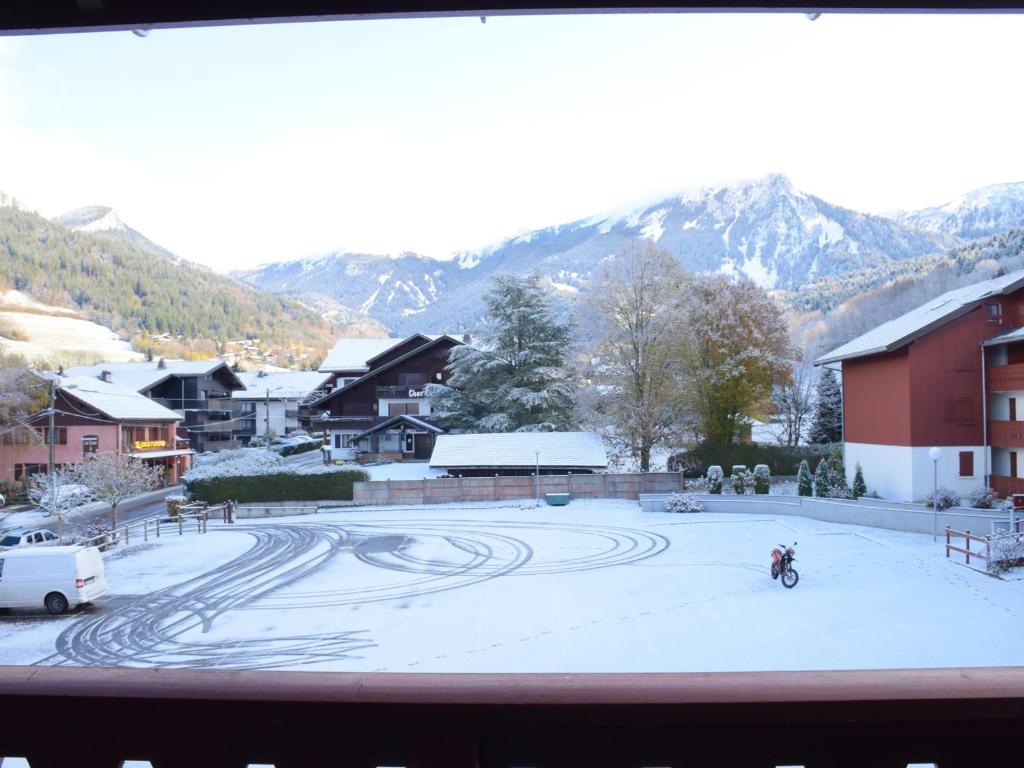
[358,462,445,480]
[1,500,1021,673]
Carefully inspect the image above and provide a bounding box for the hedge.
[670,443,834,478]
[184,470,368,504]
[274,441,322,458]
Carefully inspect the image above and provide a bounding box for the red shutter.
[959,451,974,477]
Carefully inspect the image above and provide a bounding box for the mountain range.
[236,174,1024,337]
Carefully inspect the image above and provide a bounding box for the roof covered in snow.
[319,338,406,373]
[231,370,333,400]
[353,414,443,440]
[429,432,608,469]
[50,373,182,422]
[65,360,243,393]
[982,325,1024,346]
[815,269,1024,365]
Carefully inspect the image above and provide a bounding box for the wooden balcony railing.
[991,474,1024,499]
[989,420,1024,447]
[987,363,1024,392]
[1,666,1022,767]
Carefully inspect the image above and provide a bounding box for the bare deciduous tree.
[771,359,816,446]
[75,451,162,529]
[584,243,691,471]
[26,465,84,543]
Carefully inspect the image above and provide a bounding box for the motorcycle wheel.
[782,568,799,589]
[770,562,779,579]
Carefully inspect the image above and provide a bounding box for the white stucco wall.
[845,442,989,502]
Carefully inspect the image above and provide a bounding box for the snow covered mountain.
[54,205,181,262]
[895,181,1024,240]
[237,174,957,335]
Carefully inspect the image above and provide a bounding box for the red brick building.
[816,270,1024,501]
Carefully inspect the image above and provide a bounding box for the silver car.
[0,528,61,550]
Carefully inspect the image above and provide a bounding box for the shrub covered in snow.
[730,465,752,495]
[664,493,704,513]
[925,486,960,511]
[753,464,770,494]
[987,532,1024,574]
[797,460,813,497]
[852,463,867,499]
[706,465,724,494]
[968,486,997,509]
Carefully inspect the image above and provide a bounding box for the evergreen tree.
[808,367,843,444]
[813,458,829,497]
[797,459,813,497]
[428,274,577,432]
[852,462,867,499]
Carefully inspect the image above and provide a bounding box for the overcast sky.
[1,12,1023,272]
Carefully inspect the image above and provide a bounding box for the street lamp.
[535,451,541,507]
[928,446,943,542]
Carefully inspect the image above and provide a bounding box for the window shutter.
[958,451,974,477]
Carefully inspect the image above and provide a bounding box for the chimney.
[462,333,472,345]
[100,370,112,383]
[157,358,167,370]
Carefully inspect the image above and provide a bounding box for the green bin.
[545,493,570,506]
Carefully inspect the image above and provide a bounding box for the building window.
[334,434,342,449]
[14,463,48,480]
[36,427,67,445]
[388,402,421,417]
[985,302,1002,324]
[959,451,974,477]
[398,373,425,386]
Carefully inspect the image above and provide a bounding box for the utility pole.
[47,374,56,477]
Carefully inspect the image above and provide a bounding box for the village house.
[816,269,1024,501]
[0,372,191,485]
[65,359,245,453]
[311,334,464,462]
[230,369,333,445]
[429,431,609,477]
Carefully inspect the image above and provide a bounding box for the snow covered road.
[2,500,1022,673]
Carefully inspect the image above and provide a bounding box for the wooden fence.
[353,472,689,506]
[76,503,229,551]
[944,526,990,568]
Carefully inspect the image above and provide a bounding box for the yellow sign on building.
[133,440,167,450]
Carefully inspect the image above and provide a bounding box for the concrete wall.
[352,472,690,505]
[234,500,358,518]
[640,493,1015,537]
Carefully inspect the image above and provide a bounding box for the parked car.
[39,484,93,509]
[0,528,61,551]
[0,545,108,614]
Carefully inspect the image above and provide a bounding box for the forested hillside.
[0,203,333,360]
[791,227,1024,359]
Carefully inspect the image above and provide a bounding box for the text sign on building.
[133,440,167,450]
[408,388,426,398]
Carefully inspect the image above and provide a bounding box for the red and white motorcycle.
[770,542,799,588]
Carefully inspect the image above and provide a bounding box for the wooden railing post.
[179,516,184,536]
[945,526,951,558]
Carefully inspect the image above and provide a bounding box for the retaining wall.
[234,500,358,519]
[352,472,689,506]
[641,493,1015,536]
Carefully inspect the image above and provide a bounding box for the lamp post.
[928,446,943,542]
[535,451,541,507]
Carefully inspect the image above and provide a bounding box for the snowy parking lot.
[1,500,1022,672]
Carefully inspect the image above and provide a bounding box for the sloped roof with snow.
[429,432,608,469]
[65,360,242,393]
[231,371,333,400]
[982,325,1024,346]
[815,270,1024,365]
[53,374,182,421]
[319,338,406,372]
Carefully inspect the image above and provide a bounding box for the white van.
[0,546,108,615]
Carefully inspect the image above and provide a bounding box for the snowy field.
[1,500,1022,672]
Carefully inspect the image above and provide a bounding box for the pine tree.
[852,462,867,499]
[808,367,843,444]
[428,274,578,432]
[797,459,813,496]
[813,458,829,497]
[825,444,851,498]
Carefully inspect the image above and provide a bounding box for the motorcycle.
[770,542,799,588]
